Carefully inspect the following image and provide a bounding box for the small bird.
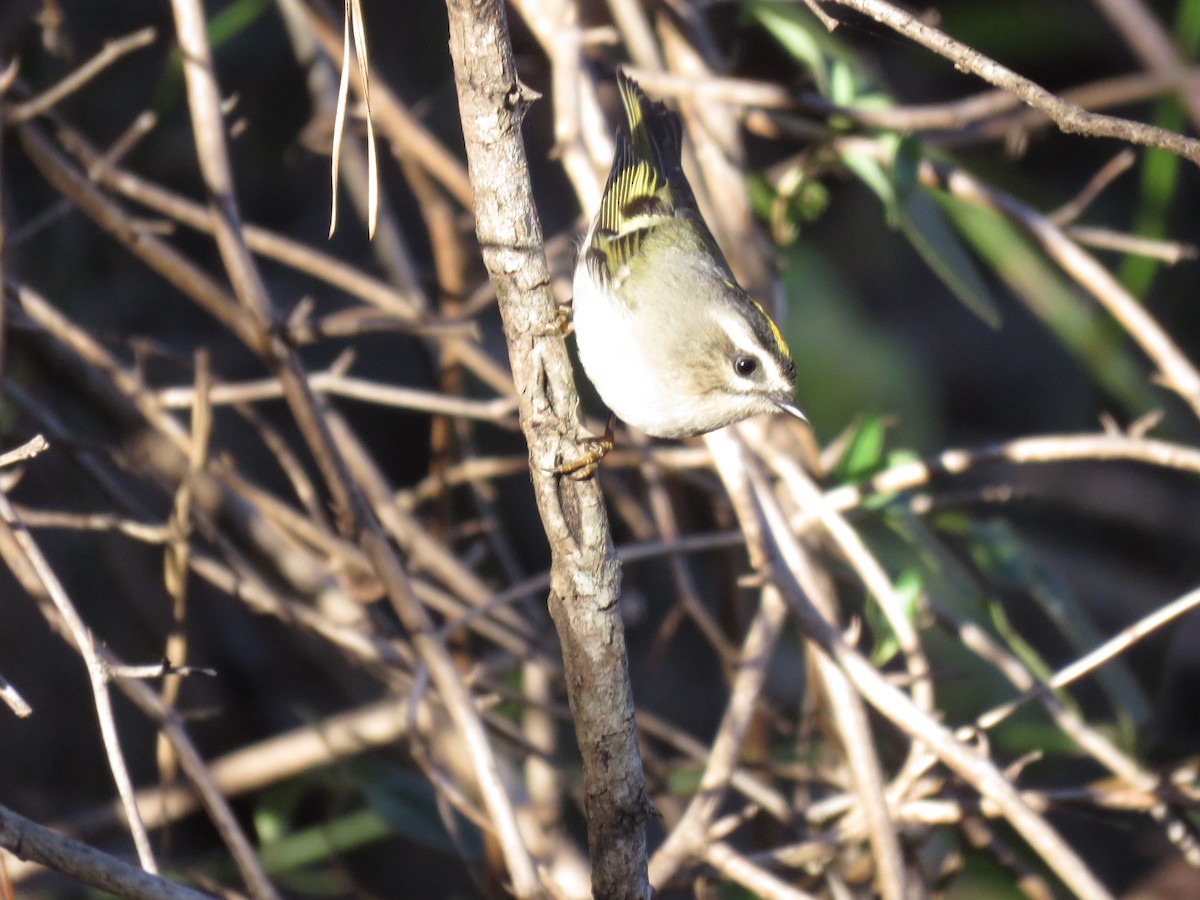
[571,72,805,464]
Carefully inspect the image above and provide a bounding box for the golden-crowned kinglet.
[572,72,806,444]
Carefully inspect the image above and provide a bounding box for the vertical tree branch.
[444,1,652,897]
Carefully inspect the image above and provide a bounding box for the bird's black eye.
[734,356,758,378]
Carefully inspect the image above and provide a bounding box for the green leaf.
[1120,0,1200,296]
[897,186,1002,328]
[747,0,831,94]
[968,520,1148,732]
[866,569,922,666]
[666,763,705,796]
[363,767,481,857]
[829,59,858,106]
[152,0,275,113]
[833,414,888,483]
[839,145,894,210]
[746,0,868,99]
[891,135,922,205]
[257,808,392,874]
[934,188,1159,416]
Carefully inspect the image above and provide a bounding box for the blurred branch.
[746,441,1116,900]
[0,803,212,900]
[4,27,156,123]
[155,368,519,423]
[0,487,157,875]
[509,0,605,211]
[1065,226,1199,263]
[818,0,1200,165]
[1089,0,1200,132]
[167,2,539,896]
[0,673,31,718]
[444,1,651,897]
[65,127,425,318]
[982,583,1200,731]
[0,434,48,468]
[913,155,1200,420]
[705,841,820,900]
[823,432,1200,517]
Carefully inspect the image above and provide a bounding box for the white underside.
[573,262,693,438]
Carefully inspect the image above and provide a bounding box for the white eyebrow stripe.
[713,309,787,380]
[714,310,758,352]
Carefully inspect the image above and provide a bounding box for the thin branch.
[0,435,48,468]
[155,370,519,423]
[739,432,908,900]
[1048,150,1137,226]
[1065,226,1198,263]
[5,28,157,122]
[821,433,1200,518]
[168,1,539,894]
[705,841,821,900]
[752,457,1116,900]
[819,0,1200,165]
[1088,0,1200,132]
[0,674,32,718]
[647,430,791,890]
[0,803,212,900]
[0,490,157,874]
[509,0,605,212]
[926,160,1200,419]
[980,583,1200,730]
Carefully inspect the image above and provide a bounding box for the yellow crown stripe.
[751,299,793,361]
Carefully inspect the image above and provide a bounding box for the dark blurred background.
[2,0,1200,896]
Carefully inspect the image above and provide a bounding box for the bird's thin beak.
[773,397,808,423]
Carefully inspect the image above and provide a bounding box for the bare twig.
[822,433,1200,517]
[819,0,1200,165]
[980,584,1200,730]
[509,0,605,211]
[647,431,792,890]
[705,841,821,900]
[168,1,539,894]
[0,674,32,718]
[0,491,157,874]
[740,432,908,900]
[1049,150,1137,226]
[0,803,211,900]
[1065,226,1198,263]
[117,673,280,900]
[927,161,1200,419]
[751,453,1116,899]
[5,27,156,122]
[155,369,519,422]
[0,435,48,468]
[1088,0,1200,132]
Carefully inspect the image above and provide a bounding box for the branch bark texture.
[0,802,212,900]
[444,1,651,897]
